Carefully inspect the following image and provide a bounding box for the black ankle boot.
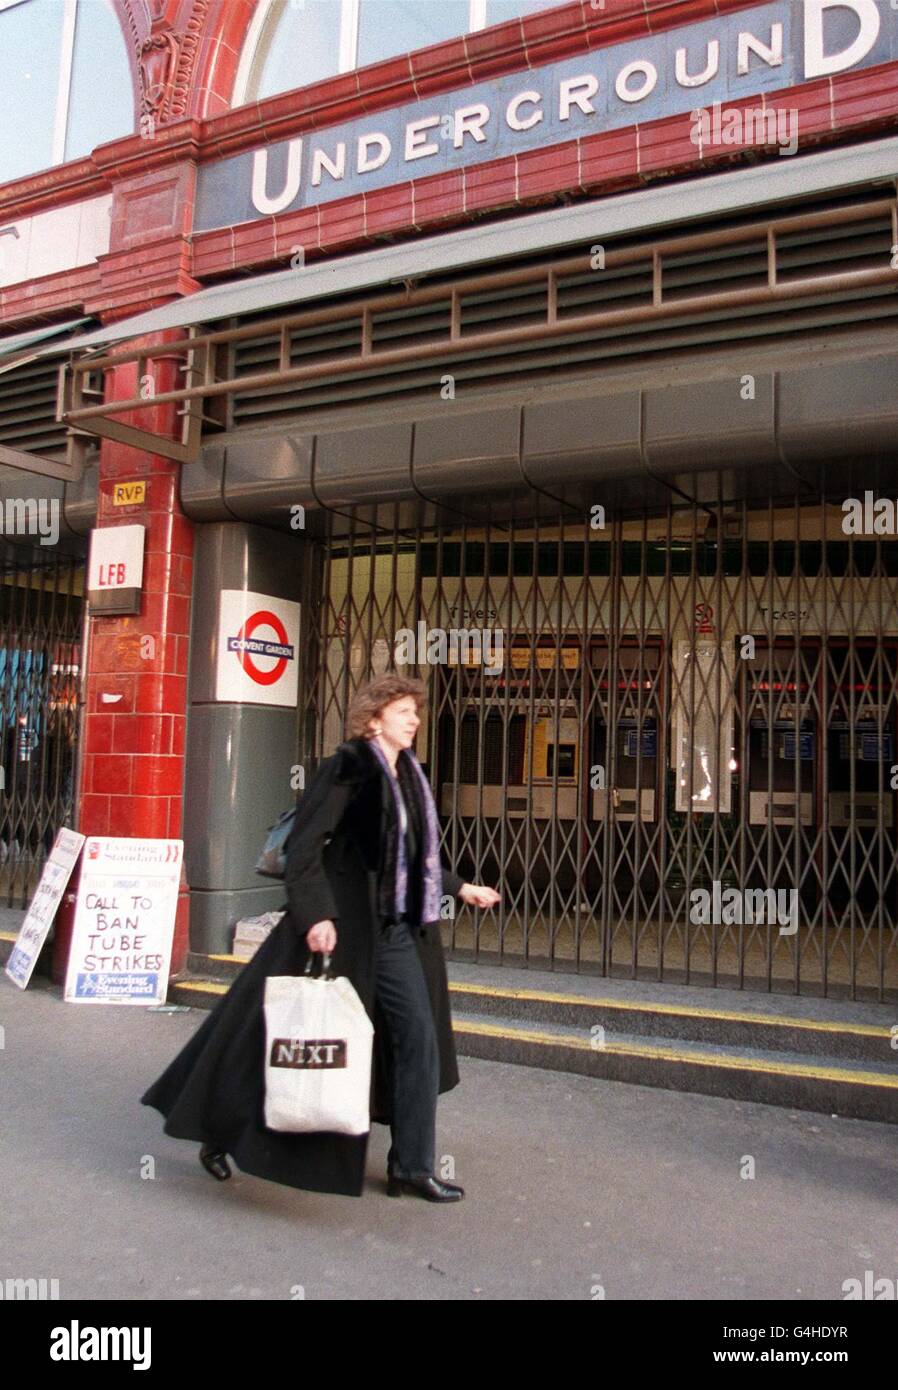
[199,1143,231,1181]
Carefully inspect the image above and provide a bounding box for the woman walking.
[141,674,500,1201]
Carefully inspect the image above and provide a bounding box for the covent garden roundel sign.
[194,1,895,232]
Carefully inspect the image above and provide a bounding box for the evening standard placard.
[64,837,183,1005]
[5,828,86,990]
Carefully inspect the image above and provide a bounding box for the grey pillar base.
[188,884,288,957]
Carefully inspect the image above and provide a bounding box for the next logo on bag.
[270,1038,347,1068]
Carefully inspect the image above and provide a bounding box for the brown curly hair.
[346,674,427,739]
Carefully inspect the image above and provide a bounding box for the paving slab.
[1,972,896,1301]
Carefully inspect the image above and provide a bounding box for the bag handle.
[303,951,335,980]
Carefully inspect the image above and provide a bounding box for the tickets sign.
[64,837,183,1005]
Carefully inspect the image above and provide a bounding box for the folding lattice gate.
[300,496,898,1001]
[0,539,83,908]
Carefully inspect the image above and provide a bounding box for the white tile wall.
[0,193,112,289]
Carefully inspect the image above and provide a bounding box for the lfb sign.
[216,590,300,706]
[87,524,145,615]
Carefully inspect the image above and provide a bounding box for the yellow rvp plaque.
[112,481,146,507]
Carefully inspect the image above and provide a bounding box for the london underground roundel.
[215,590,301,706]
[230,609,292,685]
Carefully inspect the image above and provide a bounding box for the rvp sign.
[215,589,300,706]
[112,481,146,507]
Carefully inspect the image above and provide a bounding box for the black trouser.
[375,917,440,1179]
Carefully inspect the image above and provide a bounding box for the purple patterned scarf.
[367,738,443,924]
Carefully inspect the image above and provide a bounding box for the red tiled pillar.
[76,335,194,973]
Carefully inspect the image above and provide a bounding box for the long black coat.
[140,737,464,1197]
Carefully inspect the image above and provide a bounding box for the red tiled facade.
[1,0,896,971]
[75,341,195,964]
[2,1,897,322]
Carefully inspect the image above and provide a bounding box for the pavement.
[1,968,897,1301]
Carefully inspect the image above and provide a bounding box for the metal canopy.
[0,317,93,375]
[7,132,888,469]
[36,135,898,359]
[57,192,898,465]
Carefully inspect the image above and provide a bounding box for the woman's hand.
[458,883,501,909]
[306,919,337,953]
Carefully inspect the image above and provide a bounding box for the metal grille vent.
[0,356,69,457]
[0,356,101,463]
[229,191,896,428]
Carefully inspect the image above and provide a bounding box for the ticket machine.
[824,646,898,916]
[436,643,583,896]
[825,642,896,829]
[590,644,659,822]
[437,643,581,821]
[745,647,816,827]
[827,715,895,829]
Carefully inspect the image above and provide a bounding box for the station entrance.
[300,496,898,1002]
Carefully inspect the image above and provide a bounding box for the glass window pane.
[485,0,559,23]
[65,0,134,162]
[250,0,342,102]
[357,0,469,68]
[0,0,62,183]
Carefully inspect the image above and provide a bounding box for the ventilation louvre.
[228,190,897,429]
[0,356,101,465]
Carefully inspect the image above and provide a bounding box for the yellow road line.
[173,980,892,1041]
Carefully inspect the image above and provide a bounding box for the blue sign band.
[195,3,897,232]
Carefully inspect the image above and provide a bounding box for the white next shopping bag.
[263,955,374,1136]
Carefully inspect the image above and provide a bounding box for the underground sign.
[215,589,300,705]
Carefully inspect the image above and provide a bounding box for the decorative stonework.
[168,1,210,119]
[124,0,210,124]
[140,30,180,114]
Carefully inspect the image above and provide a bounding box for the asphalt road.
[1,972,896,1301]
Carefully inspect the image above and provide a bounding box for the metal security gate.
[0,539,83,907]
[300,496,898,1002]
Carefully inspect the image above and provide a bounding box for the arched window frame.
[232,0,495,108]
[0,0,134,177]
